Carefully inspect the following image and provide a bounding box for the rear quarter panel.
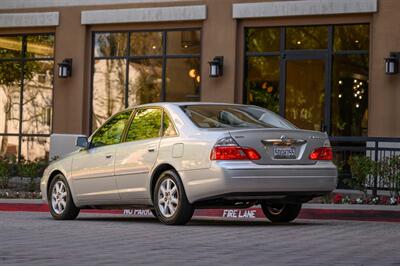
[151,105,230,202]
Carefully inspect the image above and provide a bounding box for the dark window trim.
[90,28,202,134]
[243,23,370,136]
[0,33,55,161]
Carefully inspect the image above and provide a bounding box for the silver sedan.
[41,103,337,225]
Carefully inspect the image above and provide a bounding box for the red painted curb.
[1,203,400,222]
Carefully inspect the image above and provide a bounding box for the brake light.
[309,147,333,161]
[210,146,261,160]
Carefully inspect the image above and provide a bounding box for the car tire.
[261,203,302,223]
[153,170,194,225]
[48,174,80,220]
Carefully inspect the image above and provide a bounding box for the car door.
[71,110,132,204]
[114,107,164,202]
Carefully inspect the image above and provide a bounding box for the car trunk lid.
[229,128,329,165]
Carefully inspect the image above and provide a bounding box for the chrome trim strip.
[261,139,307,146]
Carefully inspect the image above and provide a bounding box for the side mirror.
[76,136,89,149]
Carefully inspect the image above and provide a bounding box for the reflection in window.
[0,61,21,134]
[286,26,328,50]
[94,33,127,57]
[92,30,201,131]
[92,59,126,130]
[165,58,200,102]
[332,55,369,136]
[0,33,54,161]
[128,59,162,106]
[91,110,132,148]
[334,25,369,51]
[245,24,369,136]
[126,108,162,142]
[22,61,53,134]
[182,105,294,129]
[246,56,280,113]
[0,136,18,159]
[0,36,22,58]
[21,136,49,161]
[285,59,325,131]
[26,35,55,58]
[245,28,280,53]
[130,32,162,55]
[167,30,201,55]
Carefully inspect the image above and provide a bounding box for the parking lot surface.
[0,211,399,265]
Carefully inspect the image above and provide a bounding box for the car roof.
[129,102,247,109]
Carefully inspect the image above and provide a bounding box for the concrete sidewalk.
[1,198,400,222]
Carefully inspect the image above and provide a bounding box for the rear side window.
[181,105,295,129]
[91,110,132,147]
[125,108,162,142]
[163,112,177,137]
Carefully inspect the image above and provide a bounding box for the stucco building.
[0,0,398,161]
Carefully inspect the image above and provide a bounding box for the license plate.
[273,146,296,159]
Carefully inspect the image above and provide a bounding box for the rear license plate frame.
[272,146,296,159]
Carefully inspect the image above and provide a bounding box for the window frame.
[90,28,202,134]
[243,23,370,136]
[0,33,55,161]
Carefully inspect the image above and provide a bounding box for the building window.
[245,24,369,136]
[91,29,201,131]
[0,34,54,161]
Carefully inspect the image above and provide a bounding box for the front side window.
[91,110,132,148]
[125,108,162,142]
[92,29,201,131]
[182,105,295,129]
[0,34,54,161]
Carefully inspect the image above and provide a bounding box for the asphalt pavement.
[0,211,399,265]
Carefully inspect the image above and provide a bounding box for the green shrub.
[0,157,13,189]
[0,158,47,192]
[347,156,377,193]
[347,155,400,197]
[16,159,47,178]
[379,155,400,197]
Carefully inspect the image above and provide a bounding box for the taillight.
[210,146,261,160]
[309,147,333,161]
[210,137,261,161]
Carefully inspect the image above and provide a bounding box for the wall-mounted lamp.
[208,56,224,78]
[385,53,400,75]
[58,58,72,78]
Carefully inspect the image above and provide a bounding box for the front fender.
[40,158,79,206]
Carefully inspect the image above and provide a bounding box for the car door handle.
[105,154,113,159]
[148,146,156,152]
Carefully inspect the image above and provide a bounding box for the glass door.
[283,55,328,132]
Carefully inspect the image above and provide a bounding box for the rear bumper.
[179,161,338,204]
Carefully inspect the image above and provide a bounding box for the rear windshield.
[181,105,296,129]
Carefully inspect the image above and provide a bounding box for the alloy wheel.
[51,180,67,214]
[157,178,179,218]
